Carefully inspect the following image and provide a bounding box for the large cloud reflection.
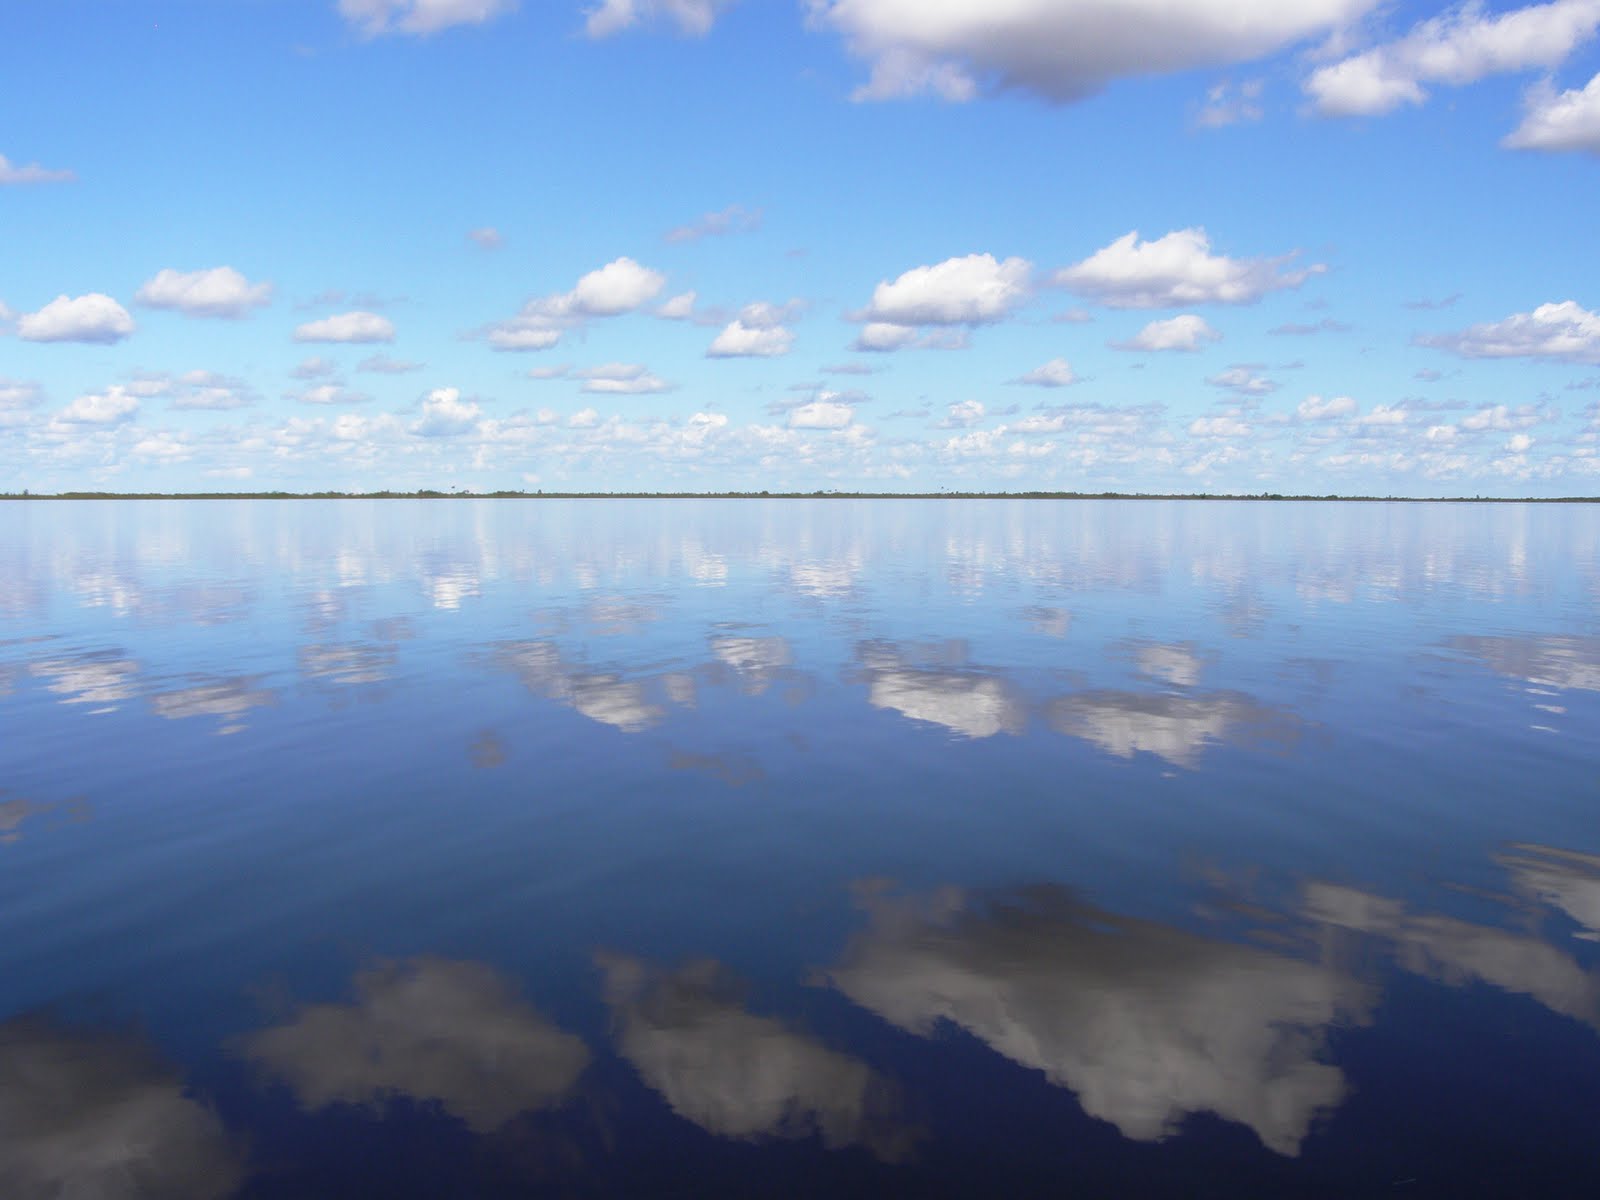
[241,957,591,1132]
[857,640,1024,739]
[597,952,915,1160]
[826,886,1365,1156]
[0,1017,241,1199]
[495,640,665,733]
[1048,689,1291,767]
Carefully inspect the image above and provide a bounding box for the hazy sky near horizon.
[3,0,1600,494]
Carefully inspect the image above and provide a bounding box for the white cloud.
[859,253,1031,326]
[585,0,735,39]
[1417,300,1600,363]
[1505,70,1600,152]
[1013,357,1078,387]
[569,407,600,428]
[851,321,919,352]
[707,320,793,356]
[0,379,42,422]
[1196,77,1265,127]
[1112,314,1221,352]
[292,356,338,380]
[1057,229,1322,308]
[339,0,518,38]
[0,153,76,185]
[136,267,272,318]
[1188,414,1253,438]
[488,257,665,350]
[1306,0,1600,117]
[151,369,257,411]
[576,362,672,393]
[814,0,1375,103]
[1460,402,1552,430]
[359,353,424,373]
[1297,394,1359,420]
[18,293,136,344]
[466,225,503,249]
[412,386,483,436]
[53,386,139,425]
[1207,365,1277,395]
[789,400,854,429]
[293,310,395,344]
[656,290,697,319]
[290,384,371,405]
[941,399,985,427]
[665,203,761,243]
[1507,432,1535,452]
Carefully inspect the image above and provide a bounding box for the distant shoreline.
[2,491,1597,503]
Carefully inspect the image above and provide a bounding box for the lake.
[2,498,1598,1198]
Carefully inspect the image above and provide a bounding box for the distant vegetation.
[1,490,1596,503]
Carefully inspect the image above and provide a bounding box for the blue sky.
[3,0,1600,495]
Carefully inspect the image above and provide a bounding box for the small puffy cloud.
[859,254,1031,326]
[1505,70,1600,153]
[292,356,339,380]
[575,362,672,393]
[289,384,372,405]
[0,379,42,423]
[940,399,985,427]
[293,311,395,344]
[1306,0,1600,117]
[1056,229,1322,309]
[708,303,797,358]
[0,153,76,185]
[1297,394,1359,420]
[466,226,503,249]
[1461,402,1553,430]
[1208,366,1277,395]
[1111,314,1221,352]
[55,386,140,425]
[852,322,919,352]
[1188,414,1253,438]
[585,0,735,39]
[359,353,424,373]
[665,203,761,243]
[1507,432,1535,453]
[155,369,256,411]
[339,0,518,38]
[569,407,600,428]
[525,364,571,380]
[135,267,272,318]
[1013,357,1078,387]
[656,290,697,319]
[18,293,135,344]
[1196,77,1265,127]
[412,386,482,437]
[790,399,855,429]
[488,257,665,350]
[814,0,1376,104]
[1357,404,1408,426]
[1417,300,1600,363]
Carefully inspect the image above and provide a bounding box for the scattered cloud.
[134,369,258,411]
[790,399,855,429]
[575,362,672,393]
[358,353,424,373]
[338,0,518,39]
[813,0,1377,104]
[665,203,761,243]
[54,386,140,425]
[488,256,665,350]
[1306,0,1600,117]
[939,399,985,427]
[0,153,76,185]
[1297,394,1359,420]
[289,383,372,405]
[1269,317,1351,335]
[656,290,697,319]
[1195,78,1264,127]
[852,322,921,352]
[859,253,1032,326]
[412,386,483,436]
[1208,365,1277,395]
[1404,292,1463,310]
[1111,314,1221,353]
[136,267,272,318]
[293,311,395,344]
[585,0,735,38]
[292,356,338,380]
[1505,69,1600,153]
[1012,357,1078,387]
[1057,229,1322,309]
[18,294,136,344]
[466,225,503,249]
[1417,300,1600,364]
[707,300,797,357]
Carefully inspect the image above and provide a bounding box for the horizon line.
[3,490,1598,504]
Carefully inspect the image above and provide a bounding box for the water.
[2,498,1598,1198]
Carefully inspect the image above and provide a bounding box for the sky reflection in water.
[1,499,1598,1197]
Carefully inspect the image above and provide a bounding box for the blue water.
[2,499,1598,1198]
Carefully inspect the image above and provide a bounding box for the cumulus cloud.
[54,386,140,425]
[289,383,372,406]
[827,885,1365,1156]
[0,153,76,185]
[789,399,854,429]
[0,379,42,425]
[412,386,483,437]
[488,257,665,351]
[135,267,272,318]
[0,1017,241,1199]
[1188,414,1253,438]
[339,0,518,38]
[707,302,798,357]
[136,369,257,411]
[857,642,1024,738]
[813,0,1376,103]
[240,956,590,1132]
[1417,300,1600,363]
[1306,0,1600,117]
[1208,365,1277,395]
[1048,688,1291,767]
[858,253,1031,326]
[940,399,985,427]
[1057,229,1322,309]
[359,353,424,373]
[1013,357,1078,387]
[585,0,735,38]
[1297,394,1359,420]
[575,362,672,393]
[495,640,664,732]
[851,321,920,352]
[293,310,395,344]
[665,202,761,243]
[1111,313,1221,352]
[598,953,912,1159]
[1505,69,1600,152]
[18,293,136,344]
[656,290,697,319]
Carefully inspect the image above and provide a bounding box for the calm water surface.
[2,499,1598,1198]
